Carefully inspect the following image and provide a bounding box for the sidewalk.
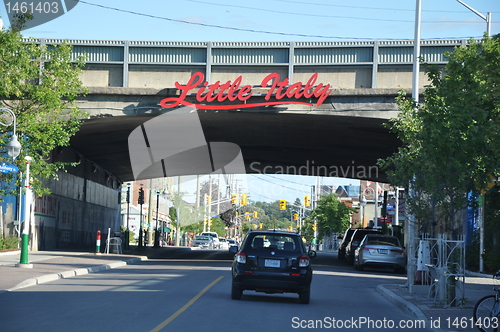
[0,246,159,293]
[377,274,497,332]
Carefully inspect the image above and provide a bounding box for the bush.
[466,239,480,271]
[0,236,19,250]
[483,246,500,273]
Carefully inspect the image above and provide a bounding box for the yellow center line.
[150,276,224,332]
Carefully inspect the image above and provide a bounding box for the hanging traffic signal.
[304,195,311,207]
[279,200,286,210]
[253,211,258,218]
[312,223,317,231]
[138,187,145,205]
[240,194,248,205]
[231,194,238,205]
[293,213,299,221]
[205,194,211,205]
[259,223,263,229]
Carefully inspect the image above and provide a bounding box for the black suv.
[230,230,315,304]
[345,229,383,264]
[338,229,356,260]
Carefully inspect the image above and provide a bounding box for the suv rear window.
[249,234,300,252]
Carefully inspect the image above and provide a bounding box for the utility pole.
[147,178,154,246]
[175,176,181,246]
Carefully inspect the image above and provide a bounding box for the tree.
[310,193,355,238]
[379,34,500,237]
[0,22,88,197]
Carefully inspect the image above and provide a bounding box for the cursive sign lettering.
[160,72,332,110]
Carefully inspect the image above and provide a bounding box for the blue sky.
[1,0,498,41]
[1,0,499,203]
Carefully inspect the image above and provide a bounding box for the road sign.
[0,163,18,173]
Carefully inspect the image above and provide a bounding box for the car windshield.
[250,235,298,251]
[195,236,210,240]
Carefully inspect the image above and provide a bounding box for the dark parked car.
[230,230,315,304]
[338,229,356,260]
[345,229,383,264]
[354,234,406,273]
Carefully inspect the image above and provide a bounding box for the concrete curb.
[7,256,147,292]
[376,285,429,321]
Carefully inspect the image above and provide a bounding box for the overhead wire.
[185,0,496,23]
[78,0,489,40]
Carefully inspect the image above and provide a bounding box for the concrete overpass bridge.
[3,37,468,251]
[56,37,468,184]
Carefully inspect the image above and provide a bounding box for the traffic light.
[205,194,211,205]
[293,213,298,221]
[312,223,317,231]
[304,195,311,207]
[253,211,258,218]
[279,200,286,210]
[288,226,293,231]
[209,219,212,226]
[231,194,238,205]
[259,223,263,229]
[240,194,248,205]
[138,187,144,205]
[245,213,250,219]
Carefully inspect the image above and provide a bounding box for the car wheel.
[353,258,359,270]
[231,283,242,300]
[299,287,311,304]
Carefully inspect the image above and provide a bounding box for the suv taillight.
[299,255,309,267]
[236,251,246,264]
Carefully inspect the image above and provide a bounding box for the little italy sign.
[160,72,332,110]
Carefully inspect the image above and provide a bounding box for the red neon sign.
[160,72,332,110]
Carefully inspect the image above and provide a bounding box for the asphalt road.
[0,249,437,332]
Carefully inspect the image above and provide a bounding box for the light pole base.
[15,263,33,268]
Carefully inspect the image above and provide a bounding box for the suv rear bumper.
[232,269,312,293]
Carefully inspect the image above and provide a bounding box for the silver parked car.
[193,235,215,249]
[353,234,405,273]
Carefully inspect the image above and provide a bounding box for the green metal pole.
[18,156,32,267]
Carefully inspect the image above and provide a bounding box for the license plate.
[265,259,280,268]
[378,249,389,254]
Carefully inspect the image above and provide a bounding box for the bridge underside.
[70,111,400,183]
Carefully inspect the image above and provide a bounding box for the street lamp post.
[17,156,33,268]
[0,108,22,160]
[456,0,492,273]
[456,0,491,37]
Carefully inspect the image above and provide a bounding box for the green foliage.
[0,235,19,250]
[483,247,500,273]
[310,193,355,238]
[0,24,88,197]
[379,34,500,235]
